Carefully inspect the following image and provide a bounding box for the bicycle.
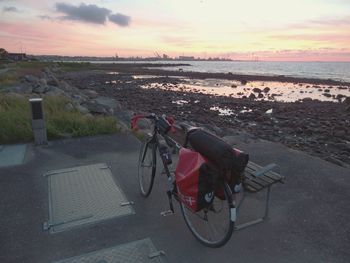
[131,113,239,248]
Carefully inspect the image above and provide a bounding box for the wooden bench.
[244,162,284,192]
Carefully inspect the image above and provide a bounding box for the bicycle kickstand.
[161,190,175,217]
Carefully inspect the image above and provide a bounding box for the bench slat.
[245,167,275,184]
[243,161,283,192]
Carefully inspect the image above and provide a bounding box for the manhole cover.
[44,163,134,233]
[0,144,27,168]
[53,238,164,263]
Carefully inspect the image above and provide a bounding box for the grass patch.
[0,71,18,89]
[0,61,50,89]
[58,62,94,72]
[0,95,119,144]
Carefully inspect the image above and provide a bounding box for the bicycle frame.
[141,120,182,215]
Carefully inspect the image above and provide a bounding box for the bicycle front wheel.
[180,182,234,247]
[138,140,156,197]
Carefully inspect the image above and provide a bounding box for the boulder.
[76,105,89,114]
[24,74,39,83]
[84,90,99,99]
[94,97,121,110]
[64,103,74,112]
[82,101,109,114]
[248,93,256,99]
[45,86,67,96]
[47,75,60,86]
[343,97,350,105]
[8,83,33,94]
[253,88,262,93]
[32,80,49,94]
[263,87,270,93]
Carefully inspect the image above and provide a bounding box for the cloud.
[2,6,19,12]
[55,2,110,24]
[55,2,131,27]
[108,13,130,27]
[38,15,54,21]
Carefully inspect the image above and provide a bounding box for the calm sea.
[92,60,350,82]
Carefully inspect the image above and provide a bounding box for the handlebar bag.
[175,148,217,212]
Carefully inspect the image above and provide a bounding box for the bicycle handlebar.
[131,113,175,133]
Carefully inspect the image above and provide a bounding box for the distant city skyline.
[0,0,349,61]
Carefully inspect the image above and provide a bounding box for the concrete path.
[0,133,349,263]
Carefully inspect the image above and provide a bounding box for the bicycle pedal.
[160,210,174,216]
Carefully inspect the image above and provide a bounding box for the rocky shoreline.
[2,64,350,167]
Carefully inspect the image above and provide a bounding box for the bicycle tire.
[138,140,156,197]
[180,182,234,247]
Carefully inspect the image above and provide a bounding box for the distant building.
[7,53,27,61]
[178,56,195,60]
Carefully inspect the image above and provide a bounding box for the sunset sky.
[0,0,349,61]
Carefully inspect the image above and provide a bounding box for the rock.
[84,90,99,99]
[32,80,48,94]
[336,94,345,100]
[45,86,66,96]
[94,96,122,110]
[64,103,74,112]
[58,80,74,92]
[302,97,313,102]
[343,97,350,105]
[39,78,47,86]
[71,94,86,104]
[76,105,89,114]
[248,93,256,99]
[83,101,107,114]
[240,80,247,85]
[324,89,330,93]
[322,93,332,98]
[24,75,39,83]
[258,93,264,98]
[47,75,60,86]
[263,87,270,93]
[253,88,262,93]
[333,130,346,139]
[8,83,33,94]
[325,156,344,167]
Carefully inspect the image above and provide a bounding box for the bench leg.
[234,186,272,231]
[263,185,271,220]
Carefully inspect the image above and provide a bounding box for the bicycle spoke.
[180,183,234,247]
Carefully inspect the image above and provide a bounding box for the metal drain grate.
[53,238,164,263]
[44,163,134,233]
[0,144,27,168]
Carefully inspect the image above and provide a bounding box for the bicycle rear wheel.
[138,140,156,197]
[180,182,234,247]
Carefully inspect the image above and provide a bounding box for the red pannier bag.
[175,148,216,212]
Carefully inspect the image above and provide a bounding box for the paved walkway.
[0,133,349,263]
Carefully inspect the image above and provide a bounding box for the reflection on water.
[172,100,189,105]
[140,77,350,103]
[210,106,235,116]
